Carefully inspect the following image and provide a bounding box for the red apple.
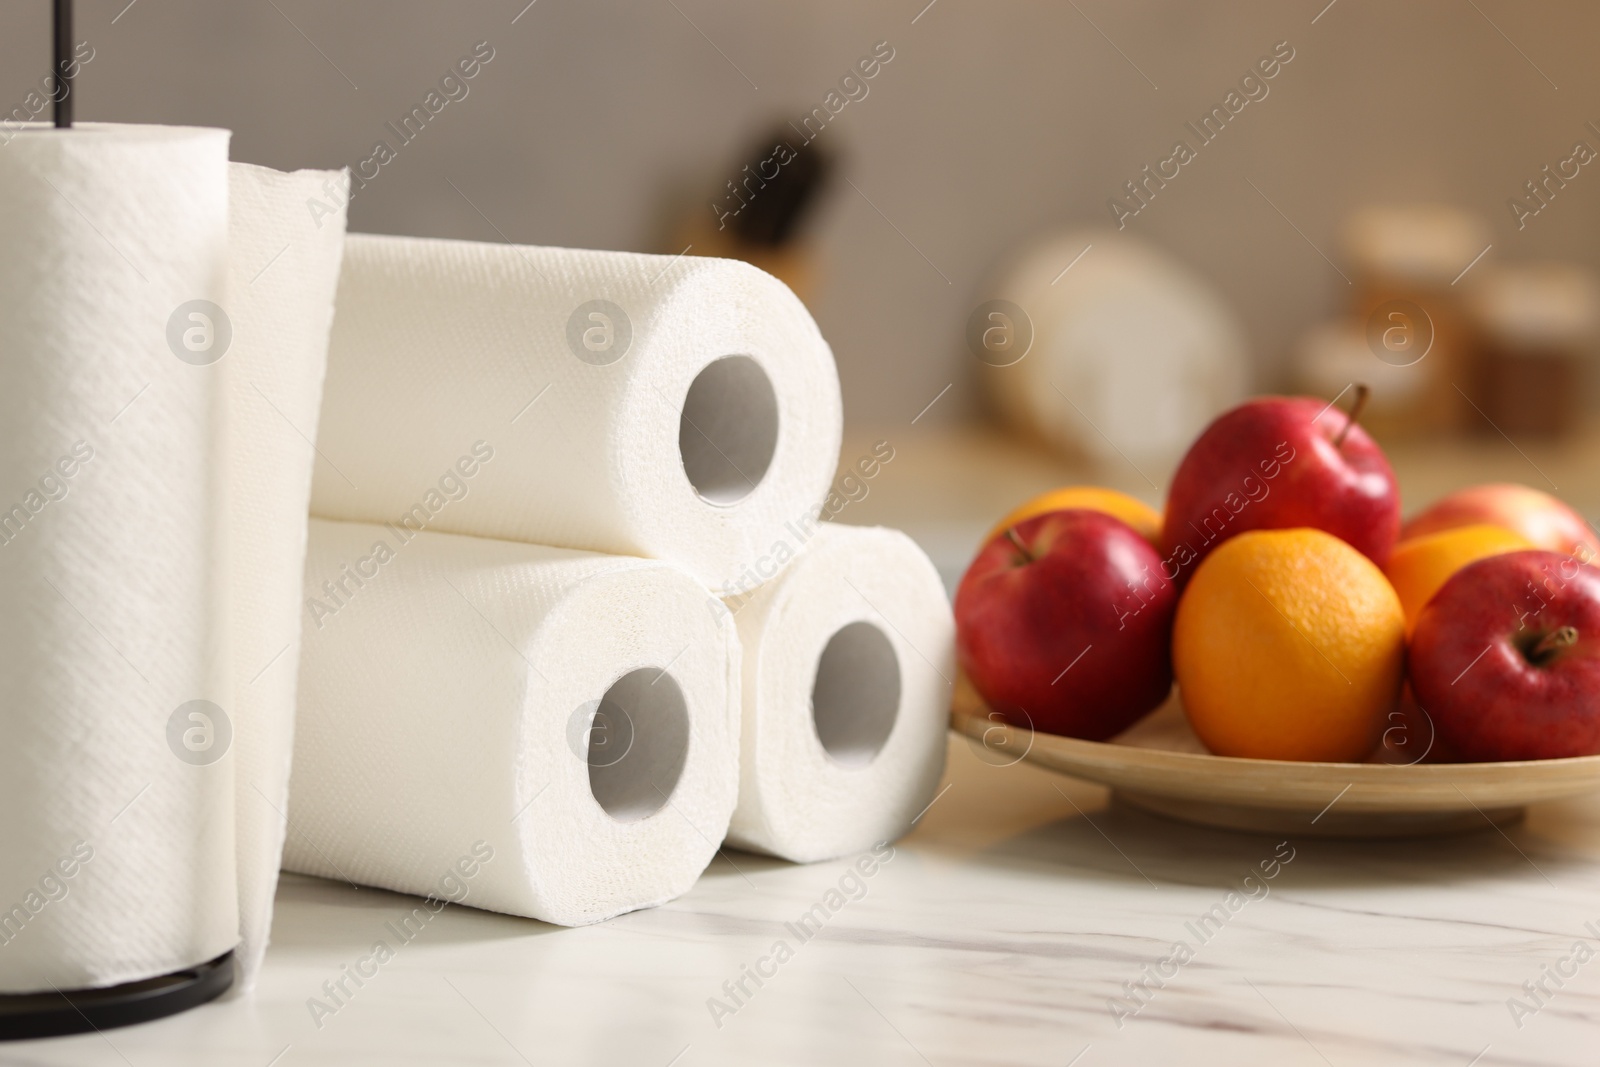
[1161,391,1400,583]
[1402,484,1600,563]
[1410,550,1600,761]
[955,509,1176,740]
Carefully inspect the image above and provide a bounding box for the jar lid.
[1471,263,1600,350]
[1344,204,1489,286]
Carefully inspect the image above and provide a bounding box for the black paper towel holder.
[0,1,236,1039]
[0,952,234,1041]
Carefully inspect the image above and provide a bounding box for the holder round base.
[0,951,232,1041]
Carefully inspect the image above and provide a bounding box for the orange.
[1173,528,1405,762]
[986,486,1160,546]
[1384,523,1534,636]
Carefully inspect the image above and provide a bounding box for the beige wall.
[5,0,1597,424]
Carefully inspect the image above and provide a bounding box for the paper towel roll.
[225,162,349,986]
[309,233,842,596]
[286,518,741,924]
[0,124,235,992]
[725,524,953,862]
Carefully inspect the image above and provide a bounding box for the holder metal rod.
[53,0,73,128]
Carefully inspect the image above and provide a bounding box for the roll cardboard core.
[679,355,779,505]
[587,668,691,821]
[811,621,901,767]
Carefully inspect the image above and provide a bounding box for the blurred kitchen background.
[8,0,1599,585]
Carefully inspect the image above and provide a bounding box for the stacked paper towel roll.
[725,524,954,862]
[311,233,843,595]
[288,519,740,924]
[0,126,348,994]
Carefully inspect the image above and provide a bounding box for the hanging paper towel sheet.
[286,519,741,925]
[0,125,347,993]
[725,523,954,863]
[0,124,236,993]
[309,233,842,596]
[225,162,349,987]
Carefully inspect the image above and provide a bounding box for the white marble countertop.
[12,425,1600,1067]
[10,733,1600,1067]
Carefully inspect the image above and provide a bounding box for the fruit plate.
[950,676,1600,837]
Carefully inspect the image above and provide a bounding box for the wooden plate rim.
[950,709,1600,779]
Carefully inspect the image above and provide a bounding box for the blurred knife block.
[670,125,834,307]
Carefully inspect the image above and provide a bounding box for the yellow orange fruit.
[1400,483,1600,559]
[1174,528,1406,762]
[1383,523,1534,636]
[987,486,1160,546]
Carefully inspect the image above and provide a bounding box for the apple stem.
[1333,383,1371,448]
[1531,625,1580,662]
[1003,526,1035,564]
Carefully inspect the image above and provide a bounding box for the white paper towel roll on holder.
[0,1,236,1039]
